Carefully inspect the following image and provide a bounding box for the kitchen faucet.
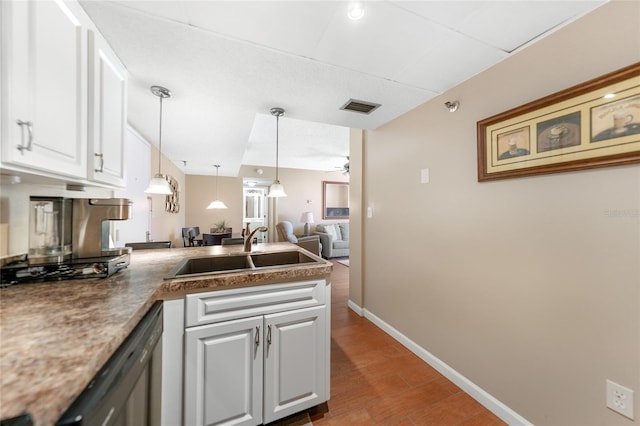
[244,226,268,252]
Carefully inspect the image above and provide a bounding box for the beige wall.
[361,2,639,425]
[184,165,348,243]
[184,174,244,240]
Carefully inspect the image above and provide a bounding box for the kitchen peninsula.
[0,243,332,426]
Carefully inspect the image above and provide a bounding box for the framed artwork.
[165,175,180,213]
[322,181,349,220]
[477,63,640,181]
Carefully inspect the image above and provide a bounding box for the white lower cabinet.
[182,280,330,426]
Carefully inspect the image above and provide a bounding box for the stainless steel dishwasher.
[56,302,163,426]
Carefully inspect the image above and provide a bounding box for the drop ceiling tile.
[394,31,507,93]
[391,1,488,30]
[457,1,605,52]
[313,1,453,80]
[104,0,189,23]
[182,1,339,57]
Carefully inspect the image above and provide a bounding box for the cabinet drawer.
[185,280,326,327]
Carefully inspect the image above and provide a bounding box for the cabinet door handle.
[16,120,33,154]
[255,326,260,347]
[267,325,272,347]
[94,153,104,173]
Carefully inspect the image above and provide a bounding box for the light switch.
[367,207,373,218]
[421,168,430,184]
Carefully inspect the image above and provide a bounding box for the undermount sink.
[165,250,322,279]
[170,255,253,277]
[250,251,317,268]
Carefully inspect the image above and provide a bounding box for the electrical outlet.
[607,379,634,419]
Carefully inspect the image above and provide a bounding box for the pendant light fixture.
[267,107,287,197]
[207,164,228,209]
[145,85,173,195]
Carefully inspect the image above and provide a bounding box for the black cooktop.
[0,254,130,288]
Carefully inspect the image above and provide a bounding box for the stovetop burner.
[0,254,130,288]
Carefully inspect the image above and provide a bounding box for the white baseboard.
[362,309,533,426]
[347,299,364,316]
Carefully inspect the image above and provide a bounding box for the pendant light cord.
[158,95,163,175]
[215,165,220,199]
[275,114,279,181]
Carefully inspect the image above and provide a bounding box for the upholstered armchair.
[314,223,349,258]
[275,221,321,256]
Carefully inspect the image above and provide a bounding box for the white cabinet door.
[184,316,263,426]
[263,305,327,424]
[1,0,87,178]
[87,29,126,186]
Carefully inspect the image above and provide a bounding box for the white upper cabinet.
[0,0,127,187]
[87,29,127,187]
[1,0,87,178]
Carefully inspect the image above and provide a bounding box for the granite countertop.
[0,243,332,426]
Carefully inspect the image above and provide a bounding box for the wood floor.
[309,260,507,426]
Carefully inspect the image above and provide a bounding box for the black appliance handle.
[0,414,34,426]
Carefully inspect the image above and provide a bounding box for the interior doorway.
[242,186,268,243]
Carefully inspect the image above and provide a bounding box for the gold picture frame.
[477,63,640,182]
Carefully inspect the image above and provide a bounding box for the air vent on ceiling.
[340,99,381,114]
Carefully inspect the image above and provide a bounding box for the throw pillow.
[325,224,338,240]
[333,223,343,241]
[338,223,349,241]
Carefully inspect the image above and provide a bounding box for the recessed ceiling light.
[603,93,616,99]
[348,3,365,20]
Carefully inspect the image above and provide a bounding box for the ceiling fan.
[334,156,349,175]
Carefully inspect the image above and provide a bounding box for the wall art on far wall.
[477,62,640,182]
[165,175,180,213]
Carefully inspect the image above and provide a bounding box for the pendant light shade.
[207,200,228,209]
[207,164,228,209]
[145,86,173,195]
[267,107,287,198]
[146,175,173,195]
[267,181,287,198]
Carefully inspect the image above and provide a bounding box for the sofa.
[275,221,321,256]
[314,223,349,259]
